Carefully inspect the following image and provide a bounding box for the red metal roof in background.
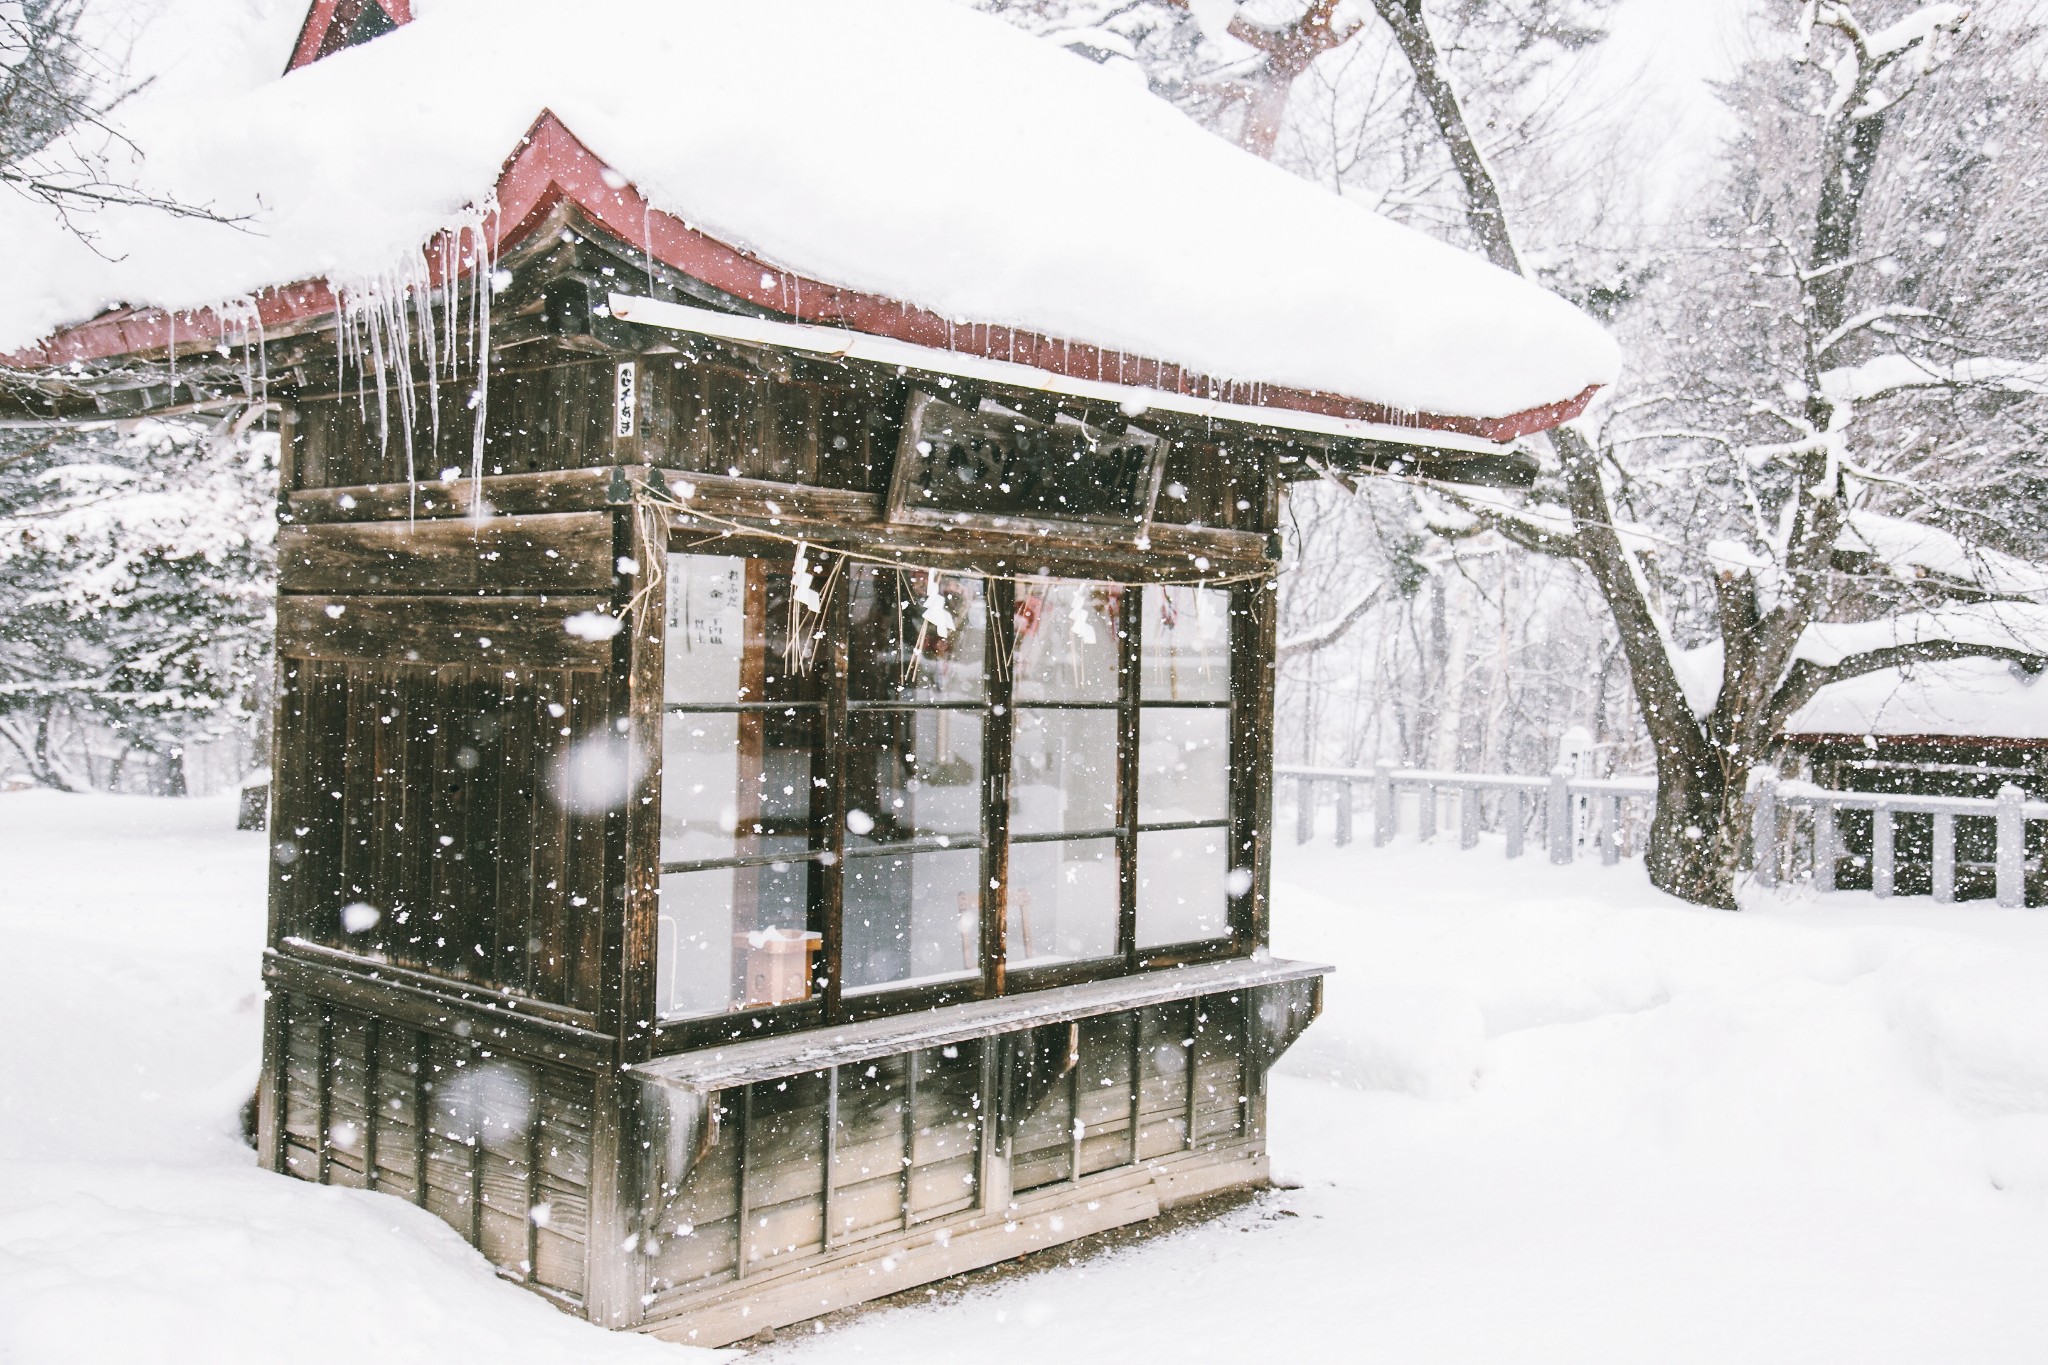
[285,0,412,74]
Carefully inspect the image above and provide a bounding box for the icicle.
[330,201,495,526]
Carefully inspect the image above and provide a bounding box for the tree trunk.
[1643,749,1740,910]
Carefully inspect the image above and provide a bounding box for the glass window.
[848,568,987,704]
[657,863,817,1019]
[658,553,826,1022]
[845,709,983,846]
[839,565,990,996]
[1137,708,1228,825]
[1012,578,1121,703]
[1134,583,1232,948]
[1007,838,1118,968]
[1012,709,1119,836]
[1135,827,1228,947]
[1142,584,1230,702]
[842,847,983,994]
[1006,578,1125,973]
[655,553,1244,1024]
[660,709,815,863]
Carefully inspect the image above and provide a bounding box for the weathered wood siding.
[291,356,891,494]
[638,993,1250,1314]
[276,989,595,1302]
[272,658,613,1010]
[286,352,1261,532]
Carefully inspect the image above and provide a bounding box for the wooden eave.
[3,110,1588,462]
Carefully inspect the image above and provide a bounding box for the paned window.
[1134,585,1232,947]
[655,550,1243,1033]
[1006,578,1123,969]
[656,555,825,1021]
[841,567,990,995]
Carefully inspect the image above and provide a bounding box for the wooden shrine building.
[0,0,1615,1346]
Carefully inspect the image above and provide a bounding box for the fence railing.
[1282,762,2047,908]
[1278,764,1656,866]
[1751,773,2045,908]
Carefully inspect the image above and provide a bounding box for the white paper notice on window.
[666,554,746,702]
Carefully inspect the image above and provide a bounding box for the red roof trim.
[6,110,1596,444]
[285,0,412,75]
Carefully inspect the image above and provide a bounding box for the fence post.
[1334,780,1354,848]
[1813,800,1838,893]
[1372,764,1395,847]
[1296,777,1314,846]
[1548,770,1572,865]
[1417,782,1437,843]
[1597,795,1620,866]
[1459,784,1481,850]
[1750,772,1779,888]
[1872,802,1894,898]
[1997,784,2026,909]
[1503,787,1526,860]
[1933,812,1955,904]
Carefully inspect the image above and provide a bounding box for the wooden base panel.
[640,1146,1268,1348]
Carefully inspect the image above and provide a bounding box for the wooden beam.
[276,594,612,670]
[278,512,613,596]
[631,957,1329,1092]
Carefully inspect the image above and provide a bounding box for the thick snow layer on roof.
[1785,656,2048,740]
[2,0,1618,423]
[1795,602,2048,670]
[1838,511,2048,600]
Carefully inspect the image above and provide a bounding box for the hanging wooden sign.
[886,389,1167,531]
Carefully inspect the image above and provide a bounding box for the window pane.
[1012,708,1118,835]
[1135,828,1229,947]
[656,863,818,1019]
[848,566,987,703]
[1141,584,1230,702]
[661,710,815,863]
[1006,838,1118,968]
[842,847,984,993]
[665,553,821,706]
[1012,578,1121,703]
[1138,708,1228,824]
[845,709,983,846]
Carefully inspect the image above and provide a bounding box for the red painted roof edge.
[285,0,413,75]
[5,110,1596,445]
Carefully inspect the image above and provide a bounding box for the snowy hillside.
[6,795,2048,1363]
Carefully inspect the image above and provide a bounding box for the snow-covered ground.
[6,794,2048,1363]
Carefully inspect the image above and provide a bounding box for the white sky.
[1586,0,1756,213]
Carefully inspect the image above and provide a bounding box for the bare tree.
[0,0,236,238]
[1390,1,2048,906]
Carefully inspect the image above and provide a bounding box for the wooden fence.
[1751,773,2045,908]
[1282,762,2047,909]
[1277,764,1656,866]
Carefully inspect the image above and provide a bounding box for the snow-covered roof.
[1837,511,2048,600]
[1784,656,2048,742]
[2,0,1619,441]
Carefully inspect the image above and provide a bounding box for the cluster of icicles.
[334,202,498,519]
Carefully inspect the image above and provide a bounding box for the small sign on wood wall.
[614,360,638,439]
[887,390,1166,531]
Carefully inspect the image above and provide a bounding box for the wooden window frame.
[648,545,1255,1055]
